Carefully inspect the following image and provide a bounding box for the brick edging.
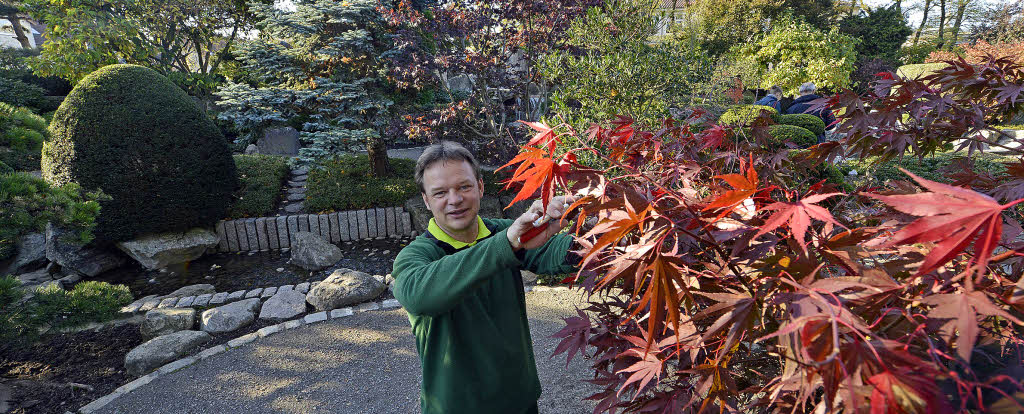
[80,286,565,414]
[215,207,416,253]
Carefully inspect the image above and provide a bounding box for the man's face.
[421,159,484,237]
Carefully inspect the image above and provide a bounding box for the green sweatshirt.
[392,217,577,414]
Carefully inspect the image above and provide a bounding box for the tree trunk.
[6,14,31,49]
[950,0,967,48]
[366,135,390,178]
[936,0,947,49]
[913,0,931,45]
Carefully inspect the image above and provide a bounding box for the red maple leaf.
[865,168,1024,276]
[920,290,1024,362]
[497,148,572,212]
[754,193,844,254]
[520,120,558,153]
[550,308,591,368]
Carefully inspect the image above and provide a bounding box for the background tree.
[1,1,32,49]
[678,0,840,57]
[971,0,1023,44]
[839,4,913,64]
[215,0,395,176]
[730,15,858,94]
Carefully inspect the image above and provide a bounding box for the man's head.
[769,85,783,97]
[798,82,816,96]
[415,141,485,240]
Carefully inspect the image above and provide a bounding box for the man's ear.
[421,192,428,208]
[478,178,485,196]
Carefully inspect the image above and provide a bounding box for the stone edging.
[214,207,416,253]
[79,285,571,414]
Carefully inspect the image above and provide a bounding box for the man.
[786,82,836,130]
[753,85,784,111]
[392,141,578,414]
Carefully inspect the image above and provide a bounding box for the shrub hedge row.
[228,154,290,218]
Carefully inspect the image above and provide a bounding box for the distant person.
[786,82,836,130]
[754,85,783,111]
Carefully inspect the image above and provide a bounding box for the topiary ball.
[719,105,779,126]
[777,114,825,137]
[43,64,237,244]
[768,125,817,148]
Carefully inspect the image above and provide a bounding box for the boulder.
[4,233,46,275]
[140,308,196,339]
[306,268,385,311]
[521,270,538,284]
[258,290,307,321]
[447,74,474,93]
[479,196,504,219]
[45,224,127,277]
[200,298,260,333]
[124,330,212,376]
[116,228,219,270]
[15,269,52,286]
[161,284,216,300]
[255,126,300,156]
[499,195,531,221]
[404,197,432,233]
[244,144,258,154]
[289,231,342,270]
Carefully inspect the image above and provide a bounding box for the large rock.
[499,195,531,221]
[15,269,53,286]
[5,233,46,275]
[200,298,260,333]
[289,231,342,270]
[161,284,216,300]
[306,268,385,311]
[124,330,212,376]
[140,308,196,339]
[45,224,127,277]
[259,290,307,321]
[116,228,219,270]
[479,196,504,219]
[404,197,432,233]
[255,126,300,156]
[447,74,474,93]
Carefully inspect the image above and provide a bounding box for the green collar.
[427,216,491,249]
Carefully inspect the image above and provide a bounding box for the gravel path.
[95,289,599,414]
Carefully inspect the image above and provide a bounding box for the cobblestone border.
[215,208,416,253]
[79,285,561,414]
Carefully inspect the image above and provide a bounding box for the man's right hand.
[506,196,575,251]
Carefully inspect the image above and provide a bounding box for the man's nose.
[447,189,464,205]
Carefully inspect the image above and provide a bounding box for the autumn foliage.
[501,54,1024,413]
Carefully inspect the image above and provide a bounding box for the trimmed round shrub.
[719,105,779,126]
[43,64,237,243]
[778,114,826,136]
[768,125,817,148]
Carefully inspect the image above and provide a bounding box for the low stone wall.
[214,207,415,252]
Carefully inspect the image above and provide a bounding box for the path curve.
[94,289,600,414]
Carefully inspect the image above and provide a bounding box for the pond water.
[92,237,409,297]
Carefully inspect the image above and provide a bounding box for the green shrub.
[719,105,779,126]
[839,151,1015,185]
[896,62,947,79]
[0,103,48,171]
[0,77,47,109]
[306,154,508,211]
[0,160,11,174]
[228,154,290,218]
[0,277,133,347]
[777,114,825,136]
[1,173,102,260]
[43,64,237,243]
[33,281,133,332]
[767,125,817,148]
[995,125,1024,130]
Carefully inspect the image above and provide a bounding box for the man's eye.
[434,192,445,197]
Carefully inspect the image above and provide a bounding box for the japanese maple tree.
[501,53,1024,413]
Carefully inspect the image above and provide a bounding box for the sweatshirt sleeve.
[521,233,578,276]
[392,228,523,316]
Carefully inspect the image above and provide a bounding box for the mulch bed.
[0,318,278,414]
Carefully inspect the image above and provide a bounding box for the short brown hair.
[414,141,482,193]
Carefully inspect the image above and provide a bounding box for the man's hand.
[506,195,576,251]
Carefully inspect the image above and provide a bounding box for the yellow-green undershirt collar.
[427,216,491,249]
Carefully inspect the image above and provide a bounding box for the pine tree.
[215,0,394,176]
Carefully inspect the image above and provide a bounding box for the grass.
[227,154,290,219]
[838,150,1017,185]
[306,154,509,212]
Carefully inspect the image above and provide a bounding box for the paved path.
[96,289,599,414]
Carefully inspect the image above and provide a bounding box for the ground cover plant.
[0,103,48,171]
[227,154,289,218]
[0,173,101,261]
[0,277,133,347]
[497,53,1024,412]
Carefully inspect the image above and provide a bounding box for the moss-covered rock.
[777,114,825,137]
[43,64,237,244]
[719,105,779,126]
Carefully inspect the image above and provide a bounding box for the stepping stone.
[193,293,213,307]
[176,296,196,308]
[287,180,305,187]
[121,301,143,314]
[278,284,294,293]
[139,299,160,312]
[291,168,308,176]
[287,193,305,202]
[287,187,306,194]
[209,292,228,305]
[158,298,178,308]
[244,288,263,298]
[227,290,246,301]
[261,286,278,298]
[295,282,310,294]
[284,203,304,213]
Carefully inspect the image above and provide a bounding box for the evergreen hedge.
[777,113,826,136]
[768,124,817,148]
[43,64,237,243]
[719,105,779,126]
